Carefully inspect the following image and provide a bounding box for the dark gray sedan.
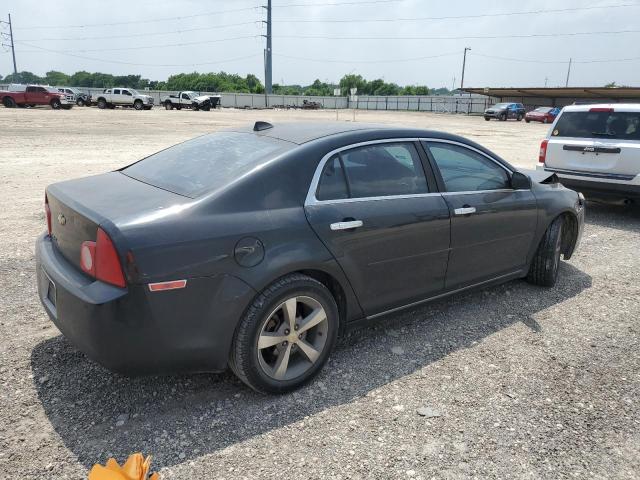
[36,122,584,393]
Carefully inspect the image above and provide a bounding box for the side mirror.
[511,171,531,190]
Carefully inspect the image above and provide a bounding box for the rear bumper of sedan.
[35,233,256,375]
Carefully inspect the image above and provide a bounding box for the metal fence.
[349,95,493,114]
[0,84,494,113]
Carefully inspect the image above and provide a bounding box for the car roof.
[228,122,466,145]
[561,103,640,113]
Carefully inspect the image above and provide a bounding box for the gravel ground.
[0,107,638,479]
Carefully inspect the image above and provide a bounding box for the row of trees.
[1,70,441,96]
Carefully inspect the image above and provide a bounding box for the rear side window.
[122,132,291,197]
[553,111,640,140]
[316,142,429,200]
[317,156,349,201]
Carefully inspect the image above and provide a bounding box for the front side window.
[182,93,190,100]
[122,90,132,96]
[426,142,510,192]
[315,142,429,201]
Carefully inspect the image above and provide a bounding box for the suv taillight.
[539,139,548,164]
[80,228,126,287]
[45,193,52,235]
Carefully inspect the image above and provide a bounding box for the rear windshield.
[553,111,640,140]
[122,132,291,197]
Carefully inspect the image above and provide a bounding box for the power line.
[16,5,262,30]
[19,22,260,42]
[275,0,402,6]
[274,51,460,64]
[472,52,640,65]
[15,41,262,67]
[276,2,640,23]
[277,29,640,41]
[16,35,260,53]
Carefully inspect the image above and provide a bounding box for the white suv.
[538,104,640,202]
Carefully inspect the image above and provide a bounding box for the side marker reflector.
[148,280,187,292]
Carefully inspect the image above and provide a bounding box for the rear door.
[546,108,640,177]
[112,88,123,104]
[305,140,451,316]
[423,140,538,290]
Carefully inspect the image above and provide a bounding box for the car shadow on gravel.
[30,263,591,470]
[585,200,640,232]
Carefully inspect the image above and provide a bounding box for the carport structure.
[461,87,640,110]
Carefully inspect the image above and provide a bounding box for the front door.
[424,140,538,290]
[305,140,451,315]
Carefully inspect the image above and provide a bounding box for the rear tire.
[484,116,490,121]
[527,216,564,287]
[517,114,523,121]
[525,119,530,123]
[3,96,17,108]
[229,274,339,394]
[97,98,107,109]
[76,98,85,107]
[165,101,173,110]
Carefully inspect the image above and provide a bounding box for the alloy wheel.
[257,296,328,381]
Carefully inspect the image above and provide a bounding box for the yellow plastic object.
[88,453,159,480]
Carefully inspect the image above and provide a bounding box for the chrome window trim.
[304,137,519,207]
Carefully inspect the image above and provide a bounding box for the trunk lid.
[46,172,190,272]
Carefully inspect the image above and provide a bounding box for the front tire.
[517,114,523,121]
[76,98,85,107]
[499,113,507,121]
[229,274,339,394]
[527,216,564,287]
[50,99,61,110]
[484,116,490,121]
[134,99,143,110]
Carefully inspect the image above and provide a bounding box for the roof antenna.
[253,121,273,131]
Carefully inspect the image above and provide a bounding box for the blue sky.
[3,0,640,88]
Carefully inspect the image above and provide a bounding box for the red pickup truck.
[1,85,74,109]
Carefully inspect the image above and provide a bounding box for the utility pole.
[460,47,471,90]
[544,77,548,88]
[1,14,18,77]
[565,58,572,87]
[262,0,272,95]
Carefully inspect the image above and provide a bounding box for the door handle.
[454,206,476,215]
[330,220,363,231]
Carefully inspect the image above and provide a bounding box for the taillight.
[79,228,126,287]
[45,193,52,236]
[539,139,548,164]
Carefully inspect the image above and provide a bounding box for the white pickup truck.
[95,88,154,110]
[161,91,220,111]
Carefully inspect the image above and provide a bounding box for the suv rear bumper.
[540,166,640,200]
